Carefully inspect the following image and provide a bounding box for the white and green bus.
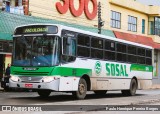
[9,24,153,99]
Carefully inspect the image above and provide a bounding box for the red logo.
[56,0,97,20]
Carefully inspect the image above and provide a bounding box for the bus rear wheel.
[72,78,87,100]
[37,90,51,98]
[121,79,137,96]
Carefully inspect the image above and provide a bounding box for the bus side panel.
[60,58,152,91]
[58,77,80,91]
[90,77,131,90]
[138,80,152,89]
[130,71,152,89]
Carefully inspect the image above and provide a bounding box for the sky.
[137,0,160,6]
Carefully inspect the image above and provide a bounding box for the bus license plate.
[25,84,33,88]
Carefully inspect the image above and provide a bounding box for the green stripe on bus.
[11,66,54,76]
[11,66,92,77]
[52,67,92,77]
[130,64,153,72]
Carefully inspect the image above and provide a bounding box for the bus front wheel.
[72,78,87,100]
[37,90,51,98]
[121,79,137,96]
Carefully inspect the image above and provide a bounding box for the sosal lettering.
[106,63,128,77]
[55,0,97,20]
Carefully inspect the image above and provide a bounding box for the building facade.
[0,0,28,79]
[1,0,160,84]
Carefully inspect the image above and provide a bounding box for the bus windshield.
[12,36,60,66]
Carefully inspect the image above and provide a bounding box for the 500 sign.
[56,0,97,20]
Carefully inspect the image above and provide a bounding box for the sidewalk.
[0,82,3,91]
[150,84,160,89]
[0,87,3,91]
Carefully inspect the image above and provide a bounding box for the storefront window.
[142,19,145,34]
[0,41,12,53]
[149,21,154,35]
[128,16,137,32]
[110,11,121,29]
[155,17,160,36]
[5,1,10,12]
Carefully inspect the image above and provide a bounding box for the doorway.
[0,54,5,81]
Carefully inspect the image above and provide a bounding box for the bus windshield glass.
[12,36,60,66]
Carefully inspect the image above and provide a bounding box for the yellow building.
[28,0,159,38]
[2,0,160,40]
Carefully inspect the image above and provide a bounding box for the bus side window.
[63,37,76,56]
[91,37,103,59]
[77,34,90,57]
[62,37,76,62]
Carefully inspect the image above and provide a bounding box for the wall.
[109,3,148,36]
[29,0,155,37]
[0,0,2,8]
[153,50,160,84]
[10,0,15,7]
[29,0,99,28]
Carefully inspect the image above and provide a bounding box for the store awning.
[0,33,12,40]
[113,31,160,49]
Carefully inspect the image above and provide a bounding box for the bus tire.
[37,90,51,98]
[121,79,137,96]
[72,78,87,100]
[94,90,107,95]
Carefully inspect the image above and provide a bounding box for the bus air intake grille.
[13,71,49,76]
[19,76,43,83]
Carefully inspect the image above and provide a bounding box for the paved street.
[0,90,160,105]
[0,89,160,114]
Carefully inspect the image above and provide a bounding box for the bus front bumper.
[9,76,80,91]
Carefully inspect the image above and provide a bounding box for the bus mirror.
[67,37,71,45]
[61,54,76,63]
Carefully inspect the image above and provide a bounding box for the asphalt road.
[0,89,160,113]
[0,89,160,105]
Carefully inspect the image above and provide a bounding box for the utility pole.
[98,2,104,34]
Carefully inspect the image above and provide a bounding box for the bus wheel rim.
[79,84,85,95]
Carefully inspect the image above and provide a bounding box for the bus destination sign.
[14,25,58,35]
[23,27,48,33]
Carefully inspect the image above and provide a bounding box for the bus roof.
[14,24,153,49]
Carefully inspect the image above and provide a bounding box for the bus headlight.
[42,77,54,83]
[10,76,19,82]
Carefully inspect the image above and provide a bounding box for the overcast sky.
[137,0,160,6]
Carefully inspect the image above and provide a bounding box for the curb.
[0,82,4,91]
[0,88,4,91]
[150,87,160,89]
[150,84,160,89]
